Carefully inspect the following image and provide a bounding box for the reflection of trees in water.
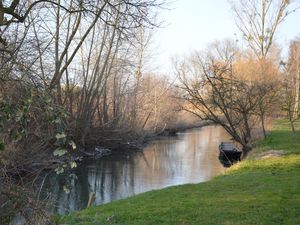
[45,126,229,213]
[44,170,88,214]
[46,156,137,213]
[88,156,137,204]
[141,141,183,179]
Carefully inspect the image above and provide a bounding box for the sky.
[153,0,300,74]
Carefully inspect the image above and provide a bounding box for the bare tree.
[235,56,280,138]
[1,0,164,88]
[176,43,264,156]
[230,0,299,58]
[256,81,279,138]
[229,0,295,137]
[286,39,300,117]
[0,1,165,222]
[281,77,298,134]
[280,39,300,134]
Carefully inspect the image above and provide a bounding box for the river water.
[42,125,229,214]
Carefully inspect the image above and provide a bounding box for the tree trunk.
[290,118,296,135]
[241,144,252,159]
[102,85,109,126]
[260,112,267,139]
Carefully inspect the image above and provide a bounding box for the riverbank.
[57,119,300,225]
[75,120,213,159]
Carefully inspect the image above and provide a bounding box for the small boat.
[218,142,242,167]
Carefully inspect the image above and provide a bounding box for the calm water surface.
[43,125,229,214]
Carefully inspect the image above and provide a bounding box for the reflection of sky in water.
[43,125,229,214]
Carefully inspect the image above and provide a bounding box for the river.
[42,125,229,214]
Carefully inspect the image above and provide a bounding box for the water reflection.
[43,125,229,214]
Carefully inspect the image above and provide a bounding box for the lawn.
[254,119,300,155]
[58,120,300,225]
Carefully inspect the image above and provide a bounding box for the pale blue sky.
[154,0,300,74]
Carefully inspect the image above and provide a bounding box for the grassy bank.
[58,120,300,225]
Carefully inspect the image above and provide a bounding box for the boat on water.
[218,142,242,167]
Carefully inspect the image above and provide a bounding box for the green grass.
[253,119,300,155]
[58,120,300,225]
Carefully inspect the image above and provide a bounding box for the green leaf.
[70,161,77,169]
[52,118,61,124]
[55,132,66,140]
[11,131,22,142]
[55,167,64,175]
[69,141,76,150]
[0,142,4,151]
[53,148,67,157]
[15,110,23,122]
[63,185,70,194]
